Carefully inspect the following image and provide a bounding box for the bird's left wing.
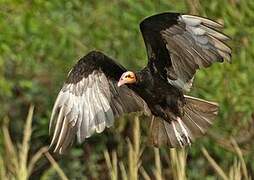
[49,51,150,154]
[140,12,231,91]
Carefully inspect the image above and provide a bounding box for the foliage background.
[0,0,253,179]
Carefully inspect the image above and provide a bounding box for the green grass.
[0,106,67,180]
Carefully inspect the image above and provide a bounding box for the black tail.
[148,95,219,148]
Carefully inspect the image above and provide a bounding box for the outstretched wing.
[49,51,150,154]
[140,12,231,91]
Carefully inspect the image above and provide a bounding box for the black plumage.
[49,12,231,154]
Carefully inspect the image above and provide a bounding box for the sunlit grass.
[202,139,251,180]
[0,108,251,179]
[0,106,68,180]
[170,148,187,180]
[104,115,251,180]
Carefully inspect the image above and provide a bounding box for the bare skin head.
[117,71,137,87]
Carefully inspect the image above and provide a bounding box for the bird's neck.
[134,68,153,88]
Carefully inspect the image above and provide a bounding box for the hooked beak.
[117,79,126,87]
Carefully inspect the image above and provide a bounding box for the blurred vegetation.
[0,0,253,179]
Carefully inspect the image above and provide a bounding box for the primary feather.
[140,12,231,91]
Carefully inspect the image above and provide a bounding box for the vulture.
[49,12,231,154]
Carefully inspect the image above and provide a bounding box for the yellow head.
[117,71,137,87]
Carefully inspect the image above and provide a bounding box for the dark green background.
[0,0,253,179]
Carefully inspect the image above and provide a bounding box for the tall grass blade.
[44,151,68,180]
[229,159,241,180]
[230,138,250,180]
[104,150,118,180]
[0,155,7,179]
[153,148,162,180]
[1,106,66,179]
[128,115,142,180]
[170,148,187,180]
[119,161,127,180]
[27,147,48,176]
[201,147,228,180]
[18,105,34,179]
[2,117,19,176]
[140,166,151,180]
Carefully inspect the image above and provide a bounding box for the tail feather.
[149,95,219,148]
[183,95,218,137]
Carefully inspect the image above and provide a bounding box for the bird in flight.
[49,12,231,154]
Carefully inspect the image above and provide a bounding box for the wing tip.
[181,14,224,29]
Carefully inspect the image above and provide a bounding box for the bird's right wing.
[49,51,150,154]
[140,12,231,91]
